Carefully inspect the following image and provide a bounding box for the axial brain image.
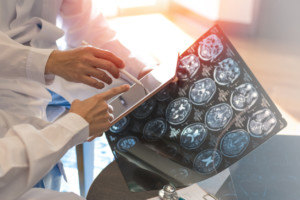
[155,87,170,101]
[117,136,139,152]
[205,103,233,131]
[132,98,156,119]
[109,116,130,133]
[247,108,277,137]
[231,83,258,111]
[177,54,201,80]
[214,58,240,86]
[180,123,207,150]
[198,34,223,61]
[220,129,250,158]
[166,97,192,125]
[143,118,167,142]
[189,78,216,105]
[193,149,222,174]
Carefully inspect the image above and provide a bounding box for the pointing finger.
[99,84,130,101]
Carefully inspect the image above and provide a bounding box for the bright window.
[117,0,158,9]
[92,0,164,18]
[172,0,220,20]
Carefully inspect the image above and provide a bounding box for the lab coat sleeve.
[0,31,54,85]
[0,112,89,200]
[59,0,146,78]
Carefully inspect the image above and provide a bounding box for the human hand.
[69,84,130,139]
[45,47,125,89]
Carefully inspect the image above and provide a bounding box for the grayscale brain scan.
[166,97,192,125]
[214,58,240,85]
[247,108,277,137]
[189,78,216,105]
[220,129,250,158]
[109,116,130,133]
[105,25,286,192]
[205,103,233,131]
[143,118,167,142]
[193,149,222,174]
[155,87,170,101]
[180,123,207,150]
[116,136,139,152]
[132,98,156,119]
[231,83,258,111]
[198,34,223,61]
[177,54,201,80]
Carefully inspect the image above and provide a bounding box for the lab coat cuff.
[26,48,55,85]
[55,113,89,146]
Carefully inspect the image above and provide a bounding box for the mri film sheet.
[105,25,287,192]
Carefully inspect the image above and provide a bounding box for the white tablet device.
[109,56,178,124]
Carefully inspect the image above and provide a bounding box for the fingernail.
[120,61,125,68]
[124,84,130,90]
[97,82,104,89]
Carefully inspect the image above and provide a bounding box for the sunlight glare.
[109,14,194,65]
[116,0,157,9]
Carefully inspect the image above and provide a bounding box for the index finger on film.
[100,84,130,101]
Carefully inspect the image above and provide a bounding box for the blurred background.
[93,0,300,120]
[61,0,300,197]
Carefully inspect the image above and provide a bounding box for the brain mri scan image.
[155,87,170,101]
[220,129,250,158]
[116,136,139,152]
[193,149,222,174]
[214,58,240,86]
[105,25,287,191]
[177,54,201,80]
[198,34,223,61]
[205,103,233,131]
[143,118,168,142]
[132,98,156,119]
[231,83,258,111]
[189,78,216,105]
[166,97,192,125]
[247,108,277,137]
[180,123,208,150]
[109,116,130,133]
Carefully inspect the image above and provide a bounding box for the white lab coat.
[0,0,146,200]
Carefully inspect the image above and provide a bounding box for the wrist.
[45,50,59,75]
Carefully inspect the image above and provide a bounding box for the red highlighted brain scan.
[198,34,223,61]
